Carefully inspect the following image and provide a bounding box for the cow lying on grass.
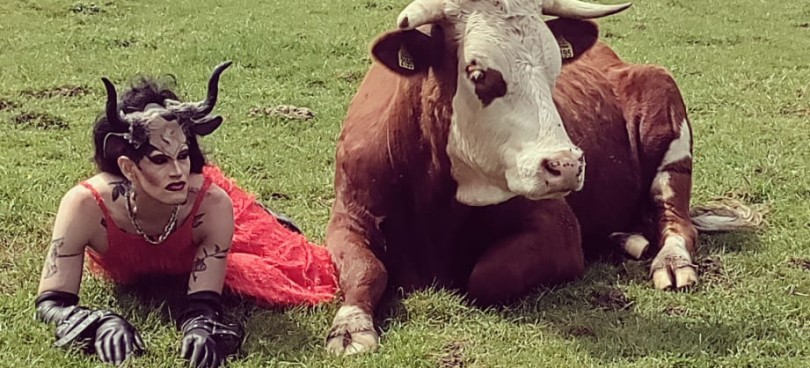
[324,0,761,355]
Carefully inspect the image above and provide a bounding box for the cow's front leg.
[649,166,699,290]
[325,214,387,355]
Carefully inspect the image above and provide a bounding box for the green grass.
[1,0,808,367]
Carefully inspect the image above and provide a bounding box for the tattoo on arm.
[192,213,205,228]
[109,180,130,202]
[44,237,83,279]
[190,244,229,282]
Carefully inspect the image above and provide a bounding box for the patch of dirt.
[788,258,810,271]
[697,256,734,287]
[798,23,809,29]
[70,3,104,14]
[20,85,90,99]
[589,288,633,311]
[699,256,724,275]
[112,37,138,48]
[664,305,688,316]
[778,106,810,117]
[270,192,291,200]
[11,112,69,130]
[249,105,316,121]
[436,341,467,368]
[602,31,624,39]
[0,98,19,111]
[359,1,395,11]
[683,35,743,47]
[336,70,365,83]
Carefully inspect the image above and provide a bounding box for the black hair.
[92,77,208,176]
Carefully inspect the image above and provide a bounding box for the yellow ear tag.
[398,46,415,71]
[557,36,575,59]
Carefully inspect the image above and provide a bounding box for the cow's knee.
[466,240,585,307]
[467,260,523,307]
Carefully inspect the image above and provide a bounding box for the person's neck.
[131,189,177,227]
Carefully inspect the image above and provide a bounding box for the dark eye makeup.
[145,148,189,165]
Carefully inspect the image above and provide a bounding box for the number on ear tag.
[398,46,415,71]
[557,36,575,59]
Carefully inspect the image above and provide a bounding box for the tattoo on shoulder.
[109,180,130,202]
[190,244,230,282]
[44,237,83,279]
[192,213,205,228]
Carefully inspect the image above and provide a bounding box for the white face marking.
[441,0,582,205]
[658,118,692,170]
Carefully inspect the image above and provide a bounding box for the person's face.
[119,107,191,205]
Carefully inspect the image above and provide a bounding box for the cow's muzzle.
[538,148,585,195]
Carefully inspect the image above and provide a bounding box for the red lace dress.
[80,165,337,306]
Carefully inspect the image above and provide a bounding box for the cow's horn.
[191,61,233,118]
[542,0,631,19]
[397,0,446,30]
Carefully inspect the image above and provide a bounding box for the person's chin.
[162,191,189,205]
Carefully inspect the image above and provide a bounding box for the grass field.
[1,0,809,367]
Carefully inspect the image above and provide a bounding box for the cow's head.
[372,0,630,206]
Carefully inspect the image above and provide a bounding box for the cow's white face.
[391,0,630,206]
[441,0,584,205]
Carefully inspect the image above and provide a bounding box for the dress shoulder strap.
[79,182,112,220]
[189,176,213,216]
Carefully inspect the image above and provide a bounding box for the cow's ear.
[545,18,600,63]
[371,28,437,75]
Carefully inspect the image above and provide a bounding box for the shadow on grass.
[699,230,764,254]
[109,275,327,358]
[497,285,742,363]
[366,230,765,364]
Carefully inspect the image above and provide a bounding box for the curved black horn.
[193,61,233,117]
[101,77,127,130]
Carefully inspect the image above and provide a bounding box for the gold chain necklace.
[125,188,179,245]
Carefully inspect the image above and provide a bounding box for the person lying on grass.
[35,61,338,368]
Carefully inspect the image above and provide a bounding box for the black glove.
[178,291,243,368]
[36,291,145,366]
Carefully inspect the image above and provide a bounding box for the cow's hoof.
[650,252,698,290]
[326,305,379,355]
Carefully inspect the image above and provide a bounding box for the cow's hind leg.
[466,199,584,306]
[617,65,699,290]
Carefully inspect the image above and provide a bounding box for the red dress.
[80,165,338,306]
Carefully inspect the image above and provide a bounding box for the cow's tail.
[690,197,766,233]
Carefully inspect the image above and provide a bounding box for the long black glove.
[35,290,145,366]
[178,291,243,368]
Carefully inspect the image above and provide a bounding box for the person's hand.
[53,309,145,366]
[93,314,146,366]
[181,321,223,368]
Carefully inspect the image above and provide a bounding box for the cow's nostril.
[543,160,562,177]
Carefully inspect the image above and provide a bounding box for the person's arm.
[35,185,144,366]
[178,187,242,368]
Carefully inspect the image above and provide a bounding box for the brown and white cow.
[324,0,756,355]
